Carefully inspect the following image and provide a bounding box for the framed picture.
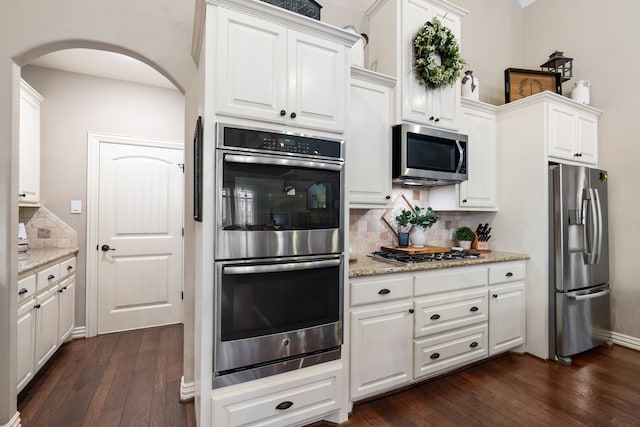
[381,193,414,237]
[193,116,203,222]
[504,68,561,103]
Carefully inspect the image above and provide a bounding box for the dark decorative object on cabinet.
[193,116,203,222]
[259,0,321,20]
[504,68,561,103]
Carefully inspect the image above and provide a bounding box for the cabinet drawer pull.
[430,352,440,359]
[34,304,41,309]
[67,265,73,271]
[290,112,297,119]
[470,341,479,348]
[378,288,390,295]
[505,272,514,277]
[280,109,286,116]
[18,193,26,198]
[48,274,56,280]
[430,314,440,320]
[493,294,498,299]
[434,117,440,122]
[469,306,479,312]
[275,401,294,411]
[19,288,29,295]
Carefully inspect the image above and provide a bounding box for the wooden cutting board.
[381,245,452,255]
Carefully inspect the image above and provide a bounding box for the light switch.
[71,200,82,214]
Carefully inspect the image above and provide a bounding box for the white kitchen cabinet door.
[58,276,75,344]
[215,8,347,134]
[547,102,598,165]
[348,68,395,207]
[350,300,413,400]
[488,282,526,355]
[19,79,44,205]
[35,285,59,370]
[17,299,36,392]
[215,8,287,124]
[288,30,346,133]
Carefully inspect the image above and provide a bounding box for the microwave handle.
[224,154,342,172]
[455,141,464,174]
[224,259,341,275]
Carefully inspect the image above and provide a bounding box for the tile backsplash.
[19,206,77,249]
[349,188,477,260]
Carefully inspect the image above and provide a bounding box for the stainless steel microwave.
[392,123,468,186]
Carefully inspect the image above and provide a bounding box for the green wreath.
[413,17,465,88]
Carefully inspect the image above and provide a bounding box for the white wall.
[20,65,185,327]
[0,1,196,424]
[523,0,640,341]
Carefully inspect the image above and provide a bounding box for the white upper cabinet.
[19,79,44,206]
[215,6,350,134]
[348,67,396,208]
[367,0,466,130]
[547,101,599,165]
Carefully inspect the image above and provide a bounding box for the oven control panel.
[221,125,343,159]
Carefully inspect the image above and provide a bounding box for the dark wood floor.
[340,345,640,427]
[18,324,195,427]
[19,327,640,427]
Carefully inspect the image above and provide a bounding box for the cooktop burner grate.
[368,250,481,265]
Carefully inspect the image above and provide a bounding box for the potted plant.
[408,206,438,248]
[455,226,475,250]
[395,209,412,247]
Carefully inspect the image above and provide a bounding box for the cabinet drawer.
[59,257,76,278]
[212,364,342,427]
[414,323,487,379]
[351,275,413,306]
[36,264,60,292]
[18,274,36,302]
[414,266,487,296]
[414,288,487,338]
[489,262,526,285]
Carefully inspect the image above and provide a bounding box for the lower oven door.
[213,254,343,387]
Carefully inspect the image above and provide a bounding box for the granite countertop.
[18,248,79,275]
[348,251,530,278]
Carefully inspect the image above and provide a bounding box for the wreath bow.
[413,17,465,88]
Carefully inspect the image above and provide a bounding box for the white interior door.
[96,138,183,334]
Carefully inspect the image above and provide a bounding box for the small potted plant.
[455,226,475,250]
[408,206,438,248]
[395,209,412,247]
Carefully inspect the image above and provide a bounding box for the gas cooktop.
[368,250,481,266]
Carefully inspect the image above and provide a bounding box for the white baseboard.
[1,412,21,427]
[71,326,86,339]
[180,376,195,402]
[610,331,640,351]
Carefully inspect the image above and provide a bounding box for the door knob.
[101,244,115,252]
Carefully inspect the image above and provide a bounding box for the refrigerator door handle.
[569,288,610,301]
[582,190,593,261]
[592,188,603,265]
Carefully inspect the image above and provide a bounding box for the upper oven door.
[216,150,344,259]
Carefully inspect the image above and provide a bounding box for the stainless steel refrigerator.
[549,164,611,365]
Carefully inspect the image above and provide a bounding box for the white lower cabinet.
[17,298,36,392]
[211,362,343,427]
[58,276,75,344]
[349,261,527,403]
[34,284,59,370]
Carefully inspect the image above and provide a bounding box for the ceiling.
[28,49,177,90]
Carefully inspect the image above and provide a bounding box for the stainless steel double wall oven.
[213,123,345,388]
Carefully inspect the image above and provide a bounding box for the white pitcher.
[571,80,590,105]
[461,70,479,101]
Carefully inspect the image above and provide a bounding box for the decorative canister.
[571,80,591,105]
[461,70,479,101]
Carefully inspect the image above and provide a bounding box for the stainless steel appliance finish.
[392,123,468,186]
[213,254,343,388]
[215,123,344,259]
[549,164,611,364]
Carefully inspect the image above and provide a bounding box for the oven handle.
[223,259,341,275]
[224,154,342,171]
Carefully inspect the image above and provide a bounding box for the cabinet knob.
[34,304,41,309]
[18,288,28,295]
[385,195,391,200]
[67,265,73,271]
[430,352,440,359]
[470,341,479,348]
[462,199,467,203]
[378,288,391,295]
[505,272,514,277]
[18,193,26,198]
[58,289,64,293]
[469,306,479,312]
[434,117,440,122]
[429,116,435,121]
[408,308,415,314]
[430,314,441,320]
[48,274,55,280]
[578,153,583,157]
[280,109,286,116]
[493,294,498,299]
[275,401,294,411]
[290,112,297,119]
